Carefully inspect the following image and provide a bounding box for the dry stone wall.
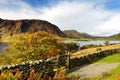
[1,48,120,73]
[70,48,120,68]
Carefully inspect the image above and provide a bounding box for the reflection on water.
[0,42,8,53]
[63,40,120,46]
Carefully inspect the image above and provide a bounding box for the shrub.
[0,31,63,65]
[53,67,67,80]
[96,48,102,51]
[104,40,109,46]
[65,42,79,52]
[80,44,97,50]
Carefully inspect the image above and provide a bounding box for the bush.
[64,42,79,52]
[96,48,102,51]
[104,40,109,46]
[80,44,97,50]
[0,31,63,65]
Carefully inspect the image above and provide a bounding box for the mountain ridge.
[0,18,65,36]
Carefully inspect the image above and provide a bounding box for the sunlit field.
[72,44,120,57]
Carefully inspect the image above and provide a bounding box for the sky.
[0,0,120,36]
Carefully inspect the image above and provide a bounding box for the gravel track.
[68,63,120,78]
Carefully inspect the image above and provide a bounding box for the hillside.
[63,30,93,38]
[0,18,65,36]
[109,33,120,40]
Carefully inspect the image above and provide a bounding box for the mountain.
[109,33,120,40]
[0,18,65,36]
[63,30,93,38]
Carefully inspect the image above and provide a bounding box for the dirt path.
[68,63,120,78]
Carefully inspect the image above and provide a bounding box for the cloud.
[0,0,119,36]
[94,14,120,36]
[0,0,40,19]
[40,1,115,35]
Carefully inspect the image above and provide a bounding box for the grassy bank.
[92,53,120,80]
[97,53,120,63]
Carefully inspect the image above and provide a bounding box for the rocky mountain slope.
[0,18,65,36]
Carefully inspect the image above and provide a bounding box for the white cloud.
[0,0,40,19]
[0,0,119,36]
[40,1,115,36]
[94,14,120,36]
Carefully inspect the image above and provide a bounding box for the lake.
[63,40,120,46]
[0,42,9,53]
[0,40,120,53]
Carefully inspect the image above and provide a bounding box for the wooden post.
[57,55,60,66]
[66,52,70,69]
[78,43,81,50]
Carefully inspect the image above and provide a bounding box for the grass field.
[71,44,120,57]
[97,53,120,63]
[97,53,120,74]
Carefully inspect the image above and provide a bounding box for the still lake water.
[0,42,8,53]
[63,40,120,46]
[0,40,120,53]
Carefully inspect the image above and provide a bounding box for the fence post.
[66,52,70,69]
[57,55,60,67]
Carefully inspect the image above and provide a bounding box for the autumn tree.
[3,31,60,64]
[104,40,109,46]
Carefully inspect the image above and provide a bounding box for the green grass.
[97,53,120,63]
[93,75,115,80]
[97,53,120,73]
[110,65,120,74]
[93,66,120,80]
[94,53,120,80]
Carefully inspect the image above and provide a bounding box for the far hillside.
[63,30,107,40]
[109,33,120,40]
[63,30,120,40]
[63,30,93,39]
